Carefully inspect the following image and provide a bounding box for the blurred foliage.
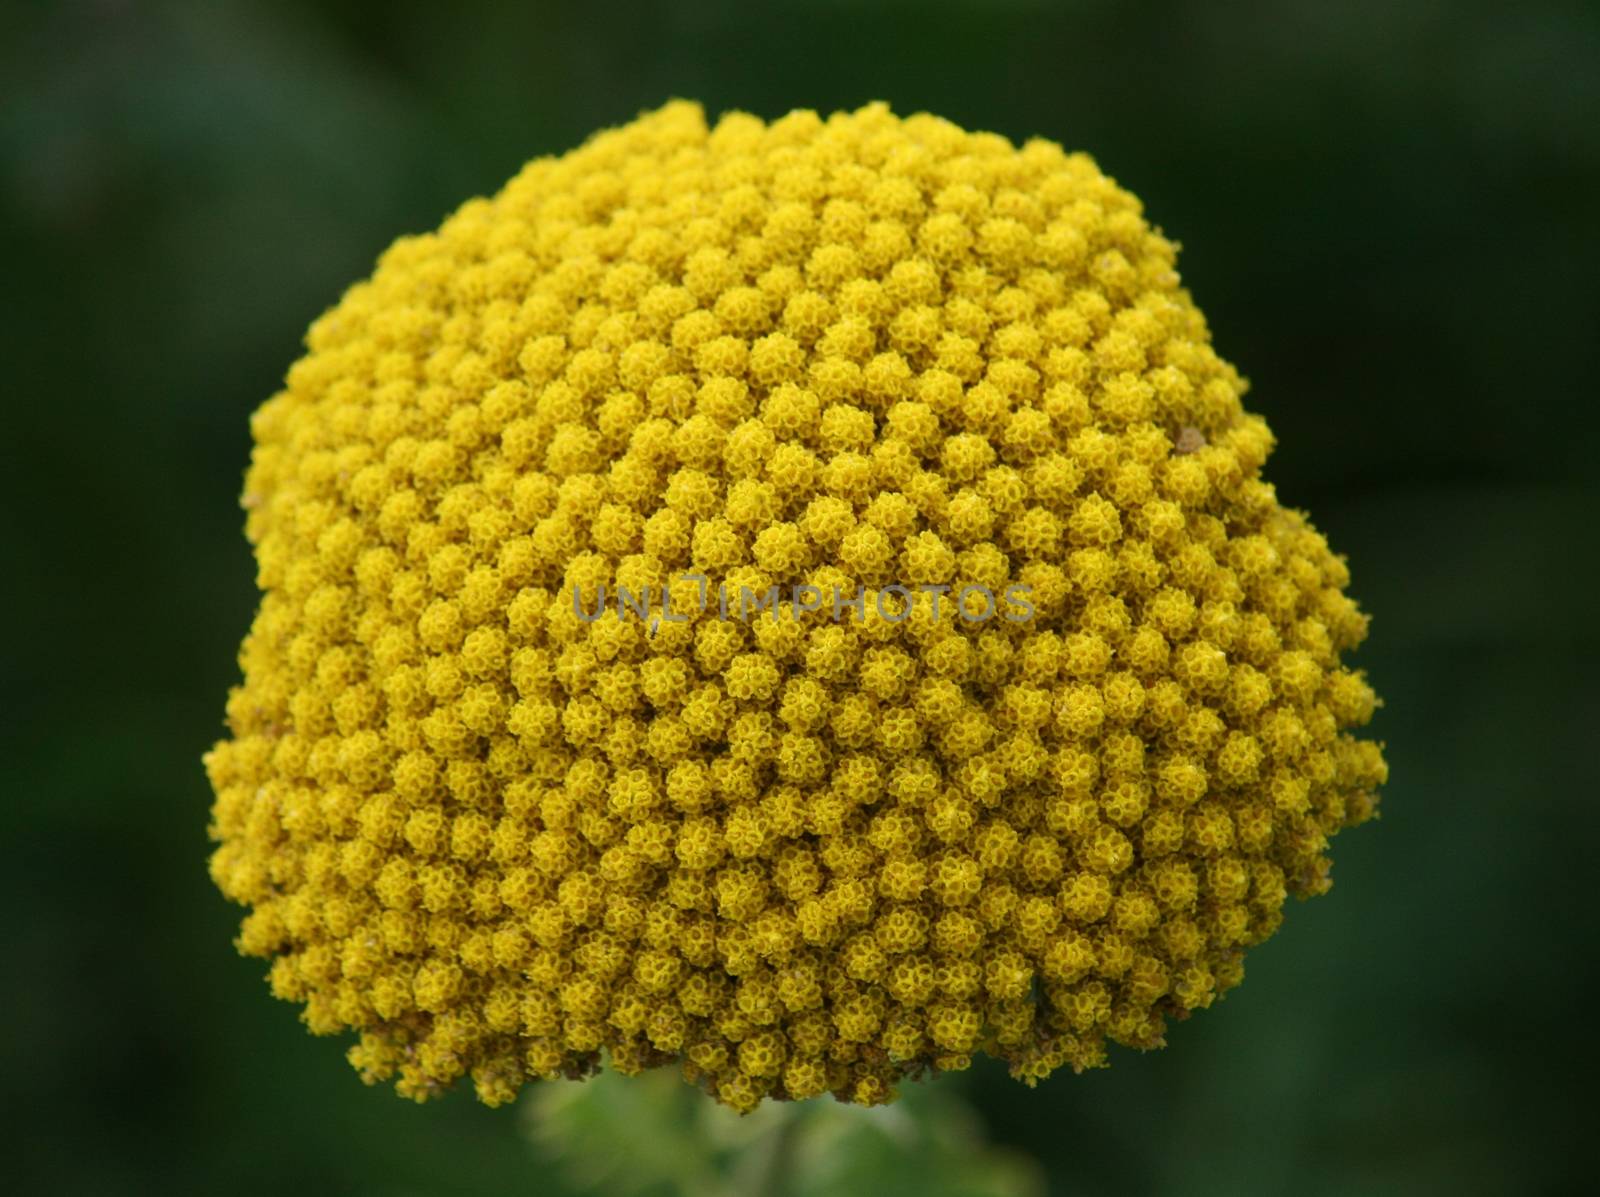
[2,0,1596,1194]
[526,1063,1042,1197]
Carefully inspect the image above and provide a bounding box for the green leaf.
[525,1065,1044,1197]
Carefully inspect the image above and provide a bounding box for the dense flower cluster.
[206,101,1385,1112]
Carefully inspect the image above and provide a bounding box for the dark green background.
[4,1,1595,1193]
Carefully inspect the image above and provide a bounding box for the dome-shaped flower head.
[205,101,1386,1113]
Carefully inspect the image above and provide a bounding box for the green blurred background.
[4,0,1596,1193]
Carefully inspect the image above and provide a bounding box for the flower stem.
[750,1105,805,1197]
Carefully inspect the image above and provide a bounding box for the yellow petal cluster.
[205,100,1385,1112]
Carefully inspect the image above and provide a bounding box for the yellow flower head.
[205,101,1385,1112]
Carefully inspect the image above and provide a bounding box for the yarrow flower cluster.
[206,101,1386,1113]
